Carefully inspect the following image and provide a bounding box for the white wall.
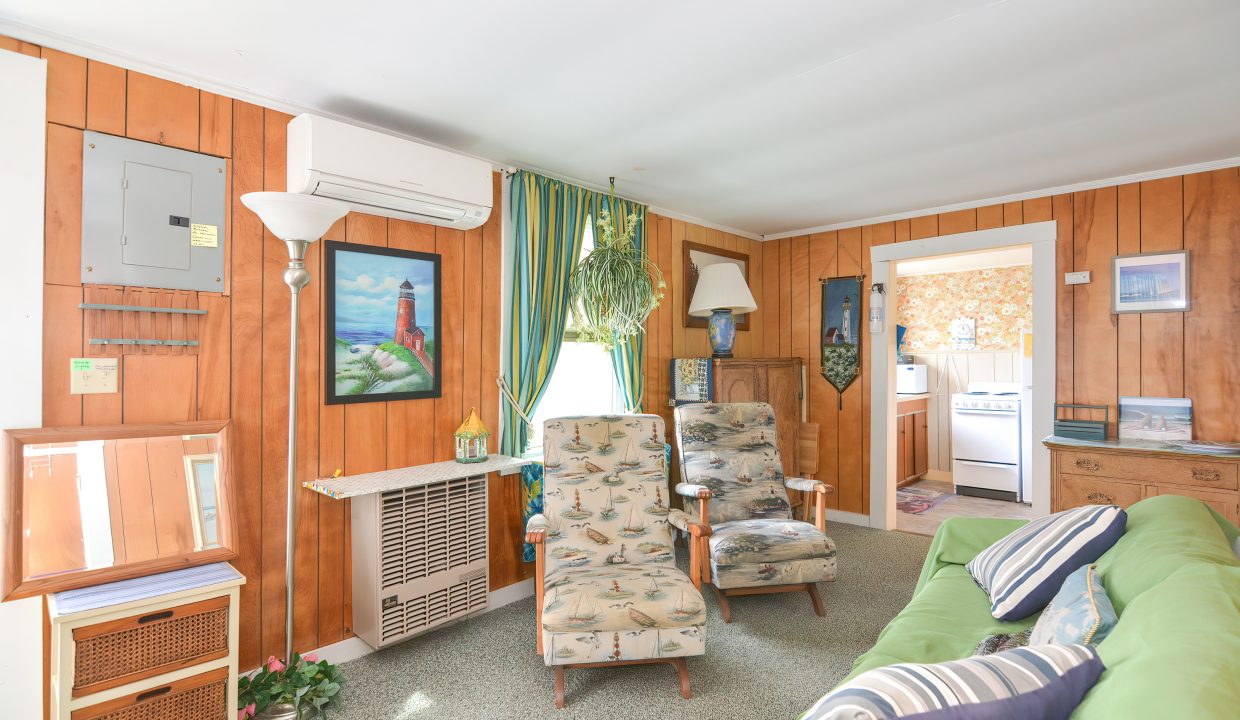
[0,47,47,719]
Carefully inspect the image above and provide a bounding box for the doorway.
[869,222,1058,531]
[889,246,1039,535]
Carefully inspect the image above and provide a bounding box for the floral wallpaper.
[896,266,1032,352]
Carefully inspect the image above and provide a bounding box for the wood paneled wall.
[640,215,769,475]
[22,37,528,671]
[750,171,1240,515]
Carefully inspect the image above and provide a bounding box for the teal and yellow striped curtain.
[588,193,649,413]
[501,170,592,457]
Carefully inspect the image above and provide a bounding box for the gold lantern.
[454,407,490,463]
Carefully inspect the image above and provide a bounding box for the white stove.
[951,383,1023,502]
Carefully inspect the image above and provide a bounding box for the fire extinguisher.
[869,283,885,334]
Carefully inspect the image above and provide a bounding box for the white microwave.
[896,364,928,394]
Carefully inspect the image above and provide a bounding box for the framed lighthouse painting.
[324,241,442,404]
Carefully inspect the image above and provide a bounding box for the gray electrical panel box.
[82,131,227,291]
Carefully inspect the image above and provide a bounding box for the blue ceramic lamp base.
[707,308,736,358]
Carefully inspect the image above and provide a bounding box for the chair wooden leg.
[806,583,825,617]
[713,585,733,623]
[554,665,566,709]
[671,657,692,699]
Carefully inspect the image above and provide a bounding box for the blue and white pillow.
[1030,563,1118,646]
[967,504,1126,621]
[802,644,1104,720]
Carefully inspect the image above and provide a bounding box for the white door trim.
[868,222,1058,529]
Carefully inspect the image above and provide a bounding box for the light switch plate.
[1064,271,1092,285]
[70,357,119,394]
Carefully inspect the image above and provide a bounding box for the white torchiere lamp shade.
[688,262,757,358]
[240,191,348,662]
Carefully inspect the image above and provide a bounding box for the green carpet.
[333,523,930,719]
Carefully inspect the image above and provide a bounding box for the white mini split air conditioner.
[286,113,493,230]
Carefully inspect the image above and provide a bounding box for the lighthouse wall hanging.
[323,241,443,404]
[819,275,864,409]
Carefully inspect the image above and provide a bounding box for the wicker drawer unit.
[1047,437,1240,524]
[70,667,229,720]
[49,564,244,720]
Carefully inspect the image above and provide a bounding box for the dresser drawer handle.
[1075,458,1101,471]
[135,686,172,703]
[137,610,174,624]
[1192,468,1221,482]
[1086,491,1113,504]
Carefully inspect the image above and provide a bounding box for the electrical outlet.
[1064,271,1091,285]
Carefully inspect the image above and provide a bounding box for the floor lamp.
[240,191,349,661]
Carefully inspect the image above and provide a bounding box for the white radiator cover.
[350,474,489,649]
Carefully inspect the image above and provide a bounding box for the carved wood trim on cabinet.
[1048,441,1240,524]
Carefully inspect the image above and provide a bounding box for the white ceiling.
[4,0,1239,236]
[896,246,1031,276]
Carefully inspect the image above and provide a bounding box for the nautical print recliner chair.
[672,401,838,622]
[525,414,710,708]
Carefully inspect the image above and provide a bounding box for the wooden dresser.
[712,357,803,470]
[48,563,244,720]
[1045,436,1240,523]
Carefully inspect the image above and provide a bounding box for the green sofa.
[845,495,1240,718]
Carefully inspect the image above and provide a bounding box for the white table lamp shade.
[240,191,349,242]
[688,262,757,317]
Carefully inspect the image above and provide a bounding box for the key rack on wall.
[81,286,209,354]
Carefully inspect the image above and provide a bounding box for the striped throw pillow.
[802,645,1104,720]
[968,504,1127,621]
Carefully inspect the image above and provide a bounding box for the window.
[527,218,624,455]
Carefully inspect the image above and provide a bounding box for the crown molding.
[645,206,763,241]
[760,156,1240,241]
[6,18,1234,245]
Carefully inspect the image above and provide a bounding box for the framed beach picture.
[1118,396,1192,442]
[1112,250,1189,313]
[683,241,750,330]
[324,241,442,404]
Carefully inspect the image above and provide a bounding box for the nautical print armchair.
[672,402,838,622]
[525,414,710,709]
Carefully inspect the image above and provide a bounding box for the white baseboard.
[300,577,537,669]
[488,577,536,608]
[826,509,873,528]
[312,636,375,666]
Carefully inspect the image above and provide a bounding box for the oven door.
[951,408,1020,465]
[952,458,1020,493]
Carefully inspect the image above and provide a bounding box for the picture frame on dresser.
[2,420,238,601]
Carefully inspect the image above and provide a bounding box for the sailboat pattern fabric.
[539,415,707,665]
[676,402,838,589]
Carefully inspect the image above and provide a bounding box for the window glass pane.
[529,216,622,454]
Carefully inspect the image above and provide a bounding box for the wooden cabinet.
[1047,438,1240,524]
[49,563,243,720]
[712,358,803,472]
[896,396,929,487]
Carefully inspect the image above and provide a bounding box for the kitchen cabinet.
[897,396,929,487]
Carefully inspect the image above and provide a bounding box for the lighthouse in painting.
[394,279,427,355]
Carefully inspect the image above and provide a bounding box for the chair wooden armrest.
[675,482,712,526]
[811,483,834,533]
[685,521,713,590]
[526,528,547,654]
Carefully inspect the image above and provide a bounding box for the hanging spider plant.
[569,197,665,351]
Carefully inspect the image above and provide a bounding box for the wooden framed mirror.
[2,420,237,601]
